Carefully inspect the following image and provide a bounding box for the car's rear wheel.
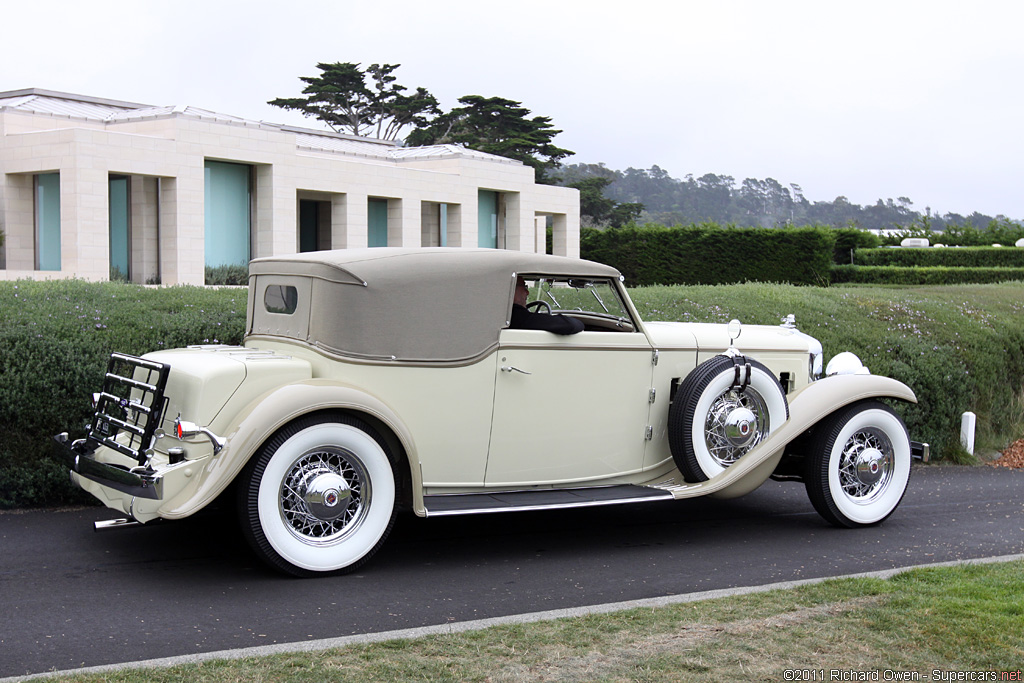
[669,355,789,482]
[238,413,397,576]
[804,400,911,527]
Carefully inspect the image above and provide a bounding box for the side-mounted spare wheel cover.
[669,354,789,482]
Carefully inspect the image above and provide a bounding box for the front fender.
[659,374,916,500]
[158,380,419,519]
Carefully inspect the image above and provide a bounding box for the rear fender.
[158,380,419,519]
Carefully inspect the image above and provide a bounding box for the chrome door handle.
[501,365,531,375]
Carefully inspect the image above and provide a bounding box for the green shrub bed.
[0,280,247,507]
[3,278,1022,508]
[205,264,249,286]
[832,264,1024,285]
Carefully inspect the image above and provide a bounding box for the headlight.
[825,351,870,376]
[780,318,823,383]
[804,336,823,382]
[810,350,823,381]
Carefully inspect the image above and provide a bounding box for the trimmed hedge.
[582,224,835,286]
[0,280,247,508]
[832,227,882,265]
[853,246,1024,268]
[832,265,1024,285]
[881,218,1024,247]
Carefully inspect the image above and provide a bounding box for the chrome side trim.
[424,495,673,517]
[644,478,702,495]
[423,484,674,517]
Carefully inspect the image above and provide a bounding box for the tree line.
[555,163,1016,232]
[270,62,1017,232]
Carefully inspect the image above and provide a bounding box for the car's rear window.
[264,285,298,314]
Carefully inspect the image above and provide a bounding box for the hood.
[644,320,820,355]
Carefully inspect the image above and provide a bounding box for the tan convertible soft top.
[247,248,622,363]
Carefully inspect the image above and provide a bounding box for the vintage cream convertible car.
[54,248,925,576]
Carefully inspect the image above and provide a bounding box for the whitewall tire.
[238,413,397,576]
[668,355,789,482]
[805,401,911,527]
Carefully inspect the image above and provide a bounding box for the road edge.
[5,553,1023,683]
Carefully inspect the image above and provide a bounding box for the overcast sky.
[5,0,1022,219]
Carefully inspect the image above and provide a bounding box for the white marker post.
[961,412,977,455]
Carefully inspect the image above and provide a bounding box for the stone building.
[0,88,579,284]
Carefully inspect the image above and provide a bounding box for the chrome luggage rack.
[85,353,170,466]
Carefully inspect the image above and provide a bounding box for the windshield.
[523,277,636,331]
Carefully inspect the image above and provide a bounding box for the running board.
[423,484,675,517]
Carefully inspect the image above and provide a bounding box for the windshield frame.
[518,275,640,332]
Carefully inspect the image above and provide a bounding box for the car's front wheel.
[238,413,397,576]
[804,401,911,527]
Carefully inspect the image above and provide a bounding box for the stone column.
[388,197,421,247]
[60,163,109,280]
[333,192,368,249]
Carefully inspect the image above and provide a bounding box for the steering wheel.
[525,300,551,314]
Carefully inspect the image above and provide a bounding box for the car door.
[484,279,655,487]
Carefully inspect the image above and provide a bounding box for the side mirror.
[727,319,742,344]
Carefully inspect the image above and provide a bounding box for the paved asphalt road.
[2,465,1023,678]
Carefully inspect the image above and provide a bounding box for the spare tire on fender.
[668,354,789,482]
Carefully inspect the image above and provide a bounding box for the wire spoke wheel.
[239,414,397,576]
[703,387,771,468]
[279,446,370,544]
[835,427,893,502]
[669,355,789,482]
[805,401,911,527]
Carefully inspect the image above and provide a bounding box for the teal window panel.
[478,190,497,248]
[35,173,61,271]
[204,161,251,267]
[439,203,447,247]
[368,198,388,248]
[108,176,130,280]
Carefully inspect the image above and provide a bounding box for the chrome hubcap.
[302,471,352,522]
[723,407,758,447]
[854,447,885,487]
[280,447,369,544]
[838,429,893,502]
[705,388,770,467]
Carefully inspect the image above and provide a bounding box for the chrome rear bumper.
[52,432,162,500]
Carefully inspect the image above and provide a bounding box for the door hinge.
[649,388,657,404]
[645,425,653,441]
[651,349,660,366]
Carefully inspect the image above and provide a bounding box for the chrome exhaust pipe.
[94,518,142,532]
